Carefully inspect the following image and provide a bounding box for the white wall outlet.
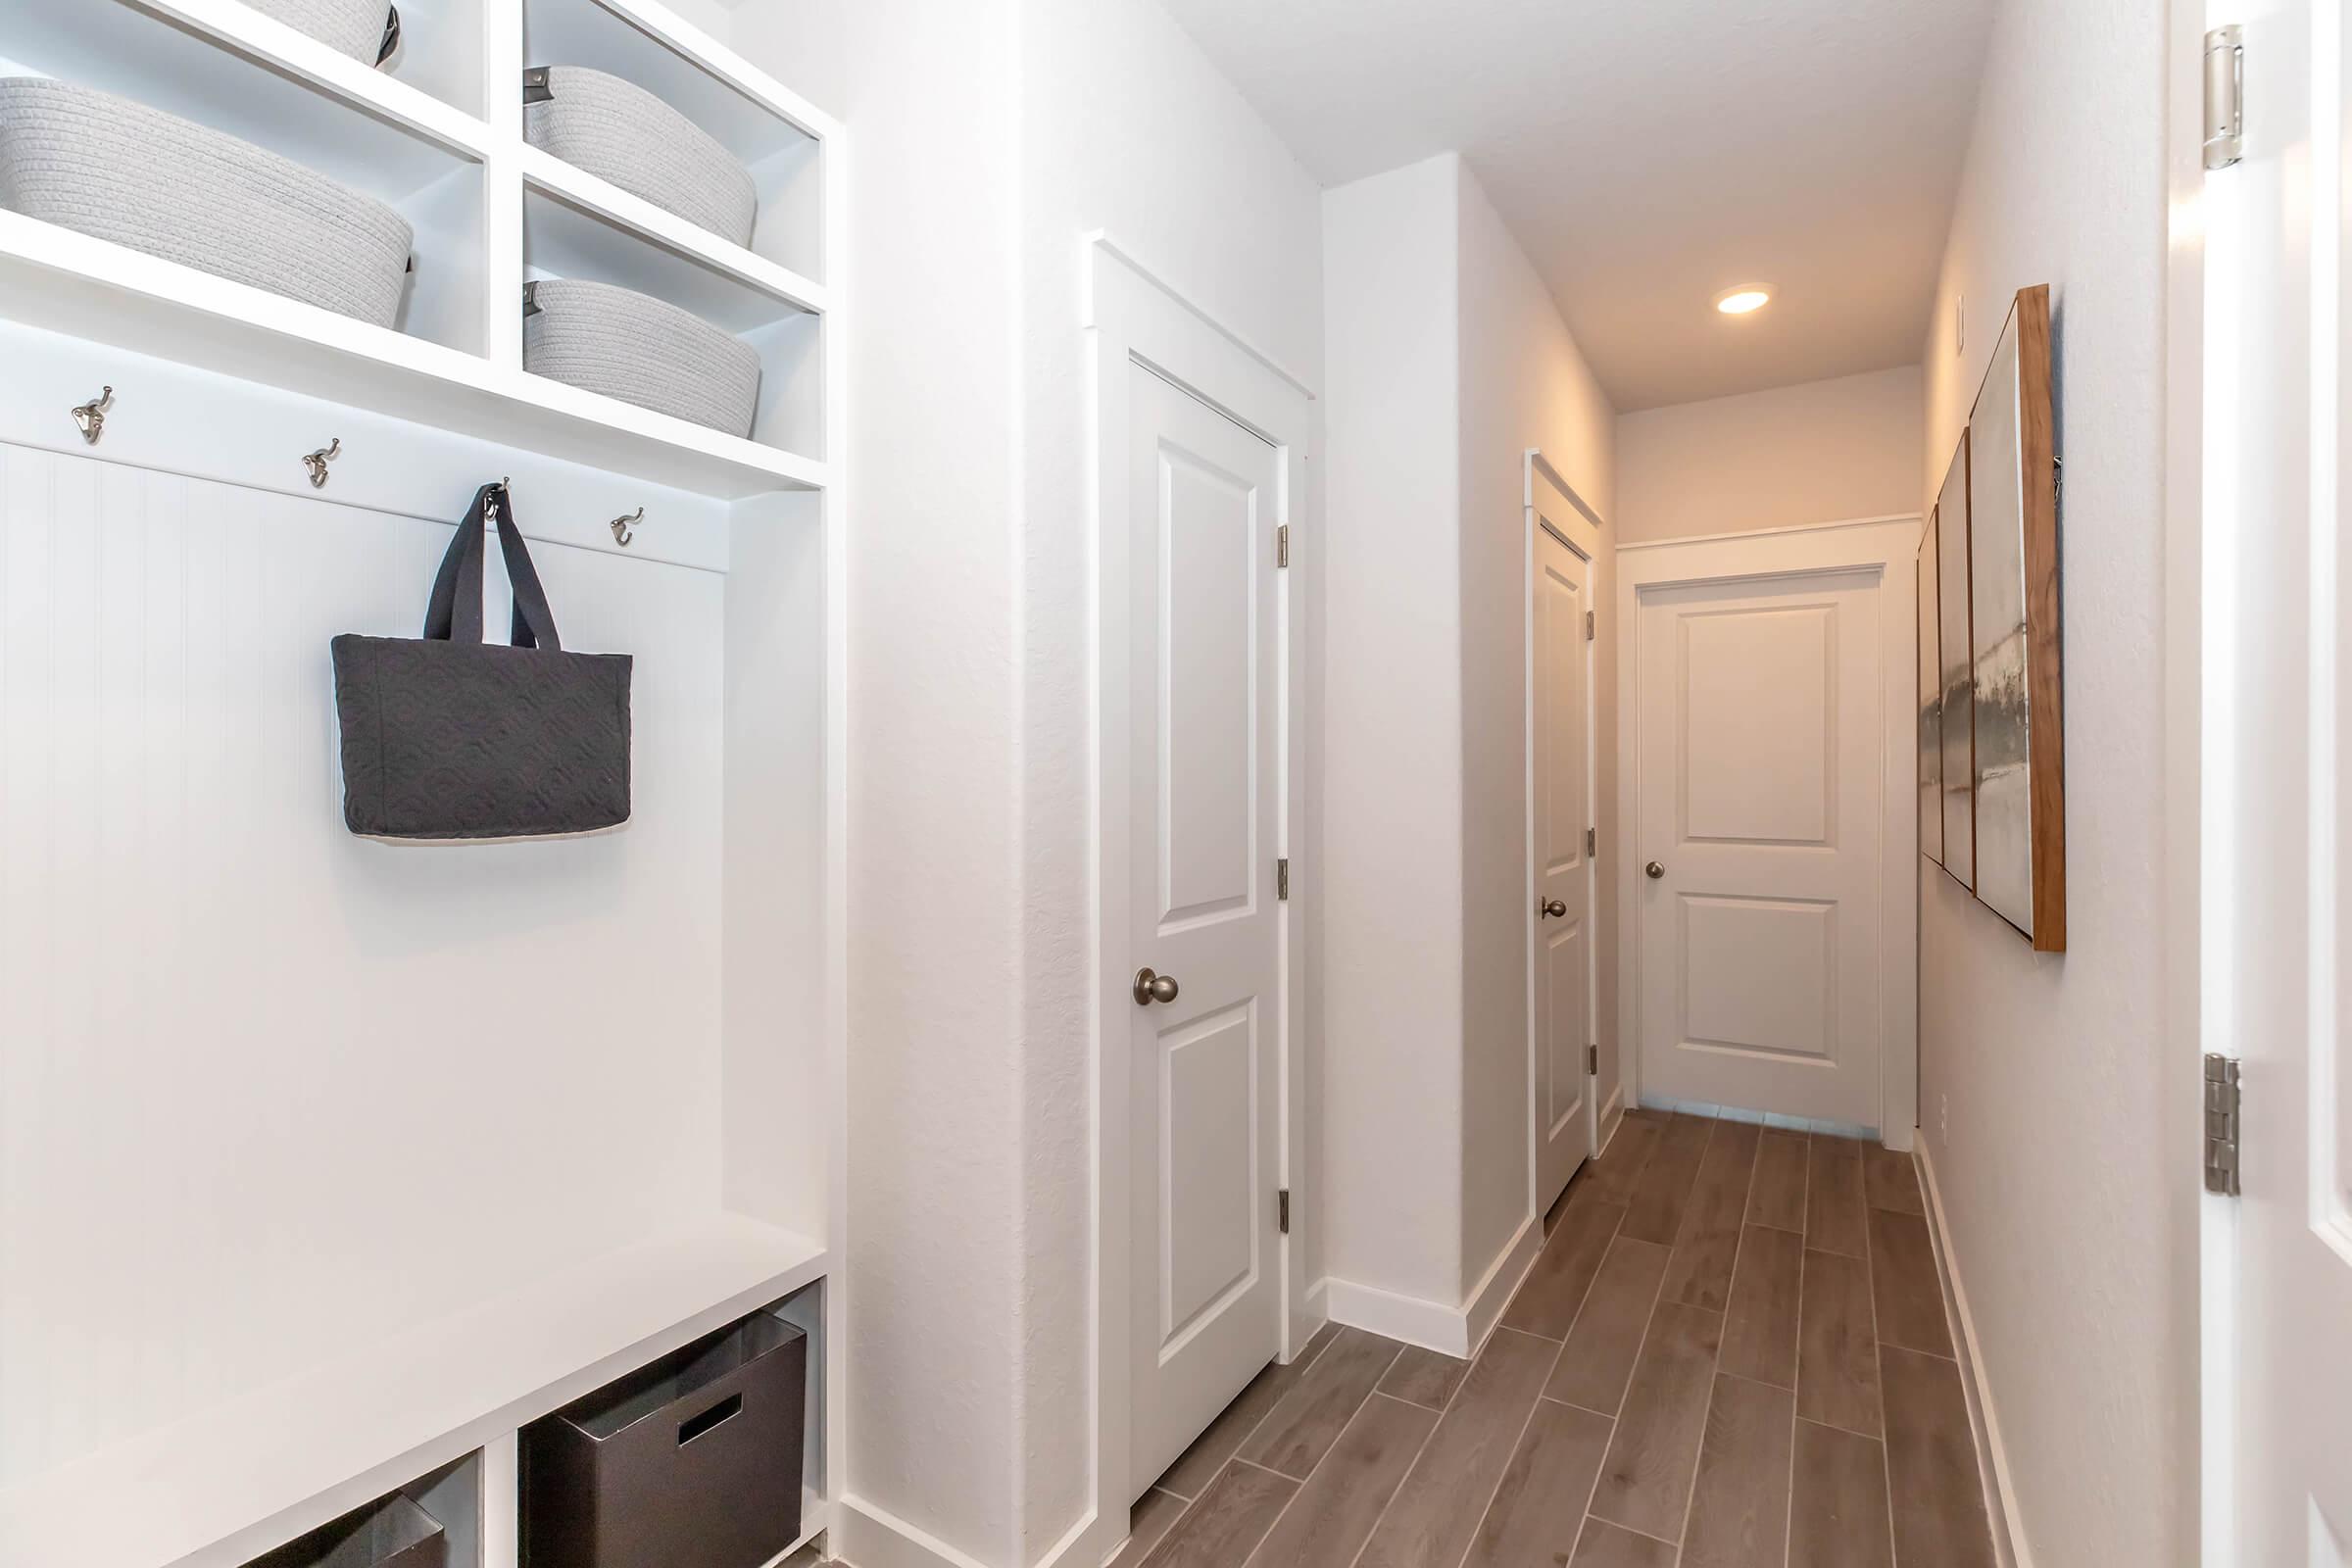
[1954,294,1966,354]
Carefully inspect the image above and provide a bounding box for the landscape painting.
[1936,432,1974,889]
[1970,321,2032,932]
[1967,285,2066,950]
[1918,513,1942,864]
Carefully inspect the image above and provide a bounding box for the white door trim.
[2162,5,2216,1563]
[1525,450,1606,1207]
[1611,514,1924,1147]
[1084,231,1315,1552]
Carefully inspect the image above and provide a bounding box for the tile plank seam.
[1782,1148,1810,1568]
[1138,1328,1361,1563]
[1558,1116,1683,1559]
[1867,1152,1902,1568]
[1665,1122,1762,1554]
[1436,1331,1562,1568]
[1130,1120,1989,1568]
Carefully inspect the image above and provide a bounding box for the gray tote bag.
[331,482,632,839]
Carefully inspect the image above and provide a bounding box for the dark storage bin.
[522,1313,807,1568]
[247,1494,446,1568]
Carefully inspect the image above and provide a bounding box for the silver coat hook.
[610,507,642,548]
[71,385,113,446]
[303,438,342,489]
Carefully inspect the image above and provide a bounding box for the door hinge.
[1278,1189,1291,1234]
[1277,858,1290,900]
[1586,1043,1598,1076]
[1586,826,1596,857]
[2204,25,2244,171]
[1585,609,1595,641]
[1277,524,1290,567]
[2203,1054,2242,1196]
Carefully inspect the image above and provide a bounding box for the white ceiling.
[1157,0,1997,411]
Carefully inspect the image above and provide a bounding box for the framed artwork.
[1966,284,2066,950]
[1917,512,1942,864]
[1935,431,1974,889]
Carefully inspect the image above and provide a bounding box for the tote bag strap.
[419,483,564,652]
[489,486,564,653]
[421,483,493,644]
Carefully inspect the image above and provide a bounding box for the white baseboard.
[1914,1142,2034,1568]
[1462,1215,1541,1355]
[1323,1275,1468,1356]
[834,1496,1004,1568]
[1597,1083,1627,1154]
[1298,1276,1331,1356]
[834,1494,1117,1568]
[1324,1216,1542,1359]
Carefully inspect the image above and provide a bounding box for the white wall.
[1915,0,2192,1562]
[1616,366,1924,542]
[1011,0,1324,1556]
[726,3,1033,1560]
[729,3,1322,1562]
[1454,167,1616,1285]
[1322,152,1616,1323]
[1322,154,1466,1309]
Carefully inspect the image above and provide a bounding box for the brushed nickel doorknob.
[1541,898,1568,918]
[1133,967,1180,1005]
[1645,860,1666,879]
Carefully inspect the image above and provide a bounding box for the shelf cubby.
[0,0,491,356]
[519,178,826,462]
[521,0,825,281]
[368,0,491,119]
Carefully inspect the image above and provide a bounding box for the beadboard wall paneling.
[0,440,728,1482]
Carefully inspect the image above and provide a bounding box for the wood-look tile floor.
[1114,1109,1997,1568]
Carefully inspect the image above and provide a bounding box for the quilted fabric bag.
[332,482,632,839]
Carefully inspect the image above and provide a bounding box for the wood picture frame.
[1965,284,2066,950]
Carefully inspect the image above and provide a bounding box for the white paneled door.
[1126,364,1283,1493]
[1533,519,1596,1208]
[2202,0,2352,1556]
[1636,569,1885,1127]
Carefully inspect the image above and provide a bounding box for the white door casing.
[2201,1,2352,1557]
[1529,456,1599,1209]
[1086,234,1314,1546]
[1125,363,1284,1492]
[1613,519,1922,1145]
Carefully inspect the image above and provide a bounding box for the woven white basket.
[0,78,414,327]
[524,66,757,247]
[523,278,761,438]
[239,0,397,66]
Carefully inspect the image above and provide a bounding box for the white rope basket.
[525,66,757,247]
[0,78,414,328]
[523,277,762,439]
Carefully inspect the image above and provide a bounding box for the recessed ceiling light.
[1714,284,1774,316]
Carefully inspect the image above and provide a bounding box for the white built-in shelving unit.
[0,0,836,497]
[0,1,847,1565]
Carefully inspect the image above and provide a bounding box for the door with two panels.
[1635,569,1886,1129]
[1125,363,1284,1493]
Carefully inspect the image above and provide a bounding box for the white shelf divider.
[0,1217,826,1568]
